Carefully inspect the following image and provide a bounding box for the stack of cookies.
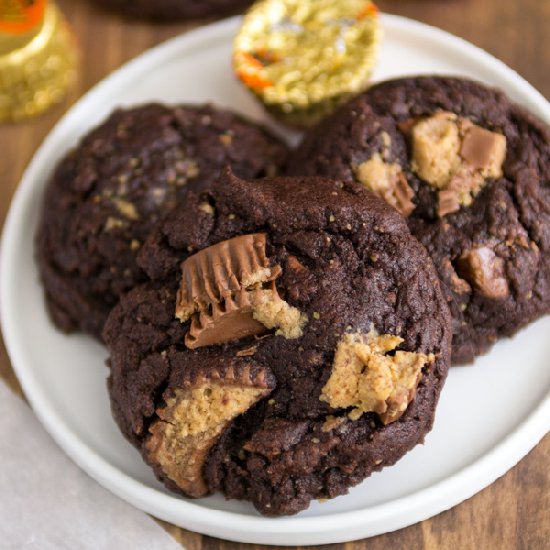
[35,37,549,519]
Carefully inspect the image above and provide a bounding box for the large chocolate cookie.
[287,76,550,364]
[92,0,251,19]
[36,104,287,339]
[104,170,451,516]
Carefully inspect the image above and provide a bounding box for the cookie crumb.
[321,415,345,432]
[113,198,140,221]
[104,216,127,232]
[236,345,258,357]
[220,134,233,146]
[199,202,215,215]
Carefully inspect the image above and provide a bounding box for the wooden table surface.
[0,0,548,548]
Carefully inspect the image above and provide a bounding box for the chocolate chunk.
[456,246,509,300]
[460,124,506,174]
[243,418,309,458]
[442,258,471,295]
[437,189,461,217]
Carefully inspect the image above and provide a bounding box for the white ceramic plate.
[1,15,549,546]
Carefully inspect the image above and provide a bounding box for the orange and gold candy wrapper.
[0,0,77,122]
[233,0,382,127]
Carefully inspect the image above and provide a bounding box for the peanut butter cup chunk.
[105,170,451,516]
[406,111,506,216]
[288,76,550,364]
[354,153,415,216]
[36,104,288,339]
[176,233,306,348]
[321,331,434,425]
[233,0,382,127]
[145,362,275,497]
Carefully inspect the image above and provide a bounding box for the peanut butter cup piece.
[233,0,382,127]
[176,233,307,348]
[408,111,506,216]
[321,332,433,425]
[355,153,415,216]
[145,361,275,497]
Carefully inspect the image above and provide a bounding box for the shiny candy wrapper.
[233,0,382,127]
[0,1,77,123]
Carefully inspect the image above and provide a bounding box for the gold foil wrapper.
[0,2,78,122]
[233,0,382,127]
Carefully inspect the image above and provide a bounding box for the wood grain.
[0,0,548,548]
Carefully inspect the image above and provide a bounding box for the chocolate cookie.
[287,76,550,364]
[92,0,251,19]
[104,170,451,516]
[36,104,287,339]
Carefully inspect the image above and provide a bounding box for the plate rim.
[1,14,549,546]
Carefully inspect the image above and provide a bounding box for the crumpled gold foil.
[233,0,382,127]
[0,2,77,123]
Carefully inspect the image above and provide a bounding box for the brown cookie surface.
[105,170,451,516]
[36,103,287,338]
[92,0,252,19]
[287,76,550,364]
